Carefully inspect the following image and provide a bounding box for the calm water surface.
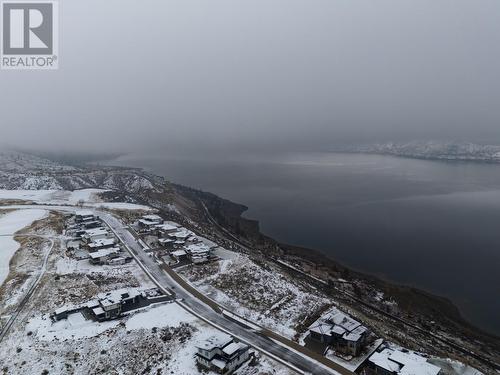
[111,153,500,335]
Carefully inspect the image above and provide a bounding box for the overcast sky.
[1,0,499,156]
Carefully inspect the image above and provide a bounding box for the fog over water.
[1,0,500,154]
[111,152,500,335]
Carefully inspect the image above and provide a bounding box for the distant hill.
[343,141,500,162]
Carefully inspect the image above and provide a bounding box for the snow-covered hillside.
[0,150,160,193]
[347,141,500,162]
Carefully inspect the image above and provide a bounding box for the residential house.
[171,249,188,261]
[137,214,164,231]
[158,238,175,249]
[166,228,193,244]
[308,308,369,357]
[89,247,120,265]
[81,228,111,243]
[196,334,250,374]
[72,220,102,230]
[87,238,116,252]
[107,256,128,266]
[155,222,179,237]
[52,288,169,323]
[185,243,213,264]
[75,211,95,223]
[88,288,141,321]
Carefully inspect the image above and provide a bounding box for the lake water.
[110,152,500,335]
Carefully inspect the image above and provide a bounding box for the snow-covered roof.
[155,223,179,231]
[92,307,105,315]
[54,306,69,315]
[344,325,368,342]
[196,333,233,351]
[142,214,162,222]
[138,219,157,226]
[328,310,361,332]
[159,238,174,244]
[96,288,141,308]
[185,243,212,255]
[210,358,227,370]
[172,250,187,257]
[89,247,120,259]
[83,228,109,237]
[87,299,99,309]
[222,342,241,356]
[331,325,347,336]
[88,238,115,248]
[369,348,442,375]
[309,307,368,343]
[76,210,94,217]
[310,322,333,336]
[167,228,193,239]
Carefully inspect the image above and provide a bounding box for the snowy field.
[0,189,103,204]
[2,301,293,375]
[178,253,331,340]
[0,208,47,285]
[0,189,153,211]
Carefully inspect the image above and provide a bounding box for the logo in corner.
[1,1,58,69]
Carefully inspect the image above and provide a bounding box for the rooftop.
[96,288,141,308]
[222,342,240,356]
[89,247,120,259]
[309,307,368,343]
[167,228,193,239]
[196,333,233,351]
[185,243,212,254]
[210,358,227,370]
[369,348,441,375]
[172,250,187,257]
[155,223,179,231]
[83,228,109,237]
[88,238,116,248]
[222,342,246,356]
[142,214,162,222]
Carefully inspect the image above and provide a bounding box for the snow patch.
[126,303,196,330]
[27,313,119,341]
[0,208,48,285]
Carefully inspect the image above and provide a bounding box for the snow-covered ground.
[178,253,331,340]
[0,188,106,204]
[13,299,293,374]
[27,312,120,341]
[429,358,484,375]
[0,188,153,211]
[0,208,47,285]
